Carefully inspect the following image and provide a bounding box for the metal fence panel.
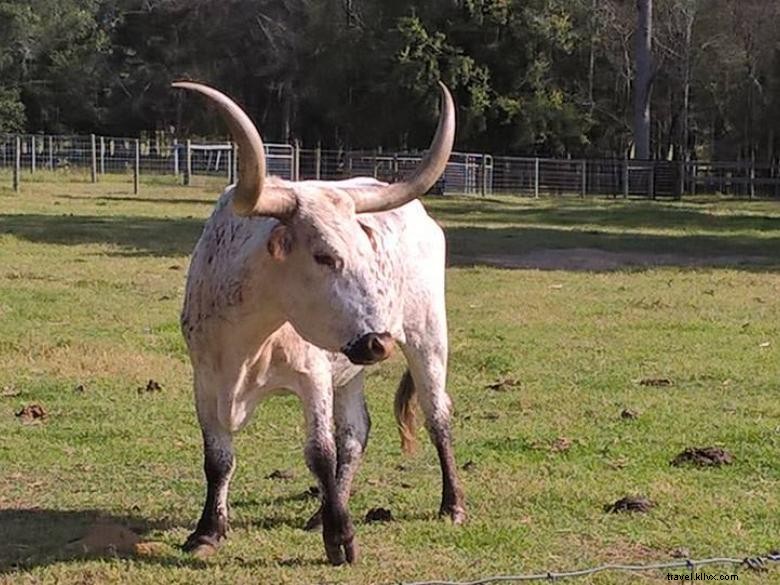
[4,132,780,198]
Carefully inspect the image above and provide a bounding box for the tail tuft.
[394,369,418,454]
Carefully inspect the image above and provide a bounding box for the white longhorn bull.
[174,81,466,565]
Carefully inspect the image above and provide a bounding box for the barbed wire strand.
[403,554,780,585]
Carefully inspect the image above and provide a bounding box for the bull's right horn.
[348,82,455,214]
[172,81,296,219]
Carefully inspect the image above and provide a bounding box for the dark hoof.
[440,504,467,525]
[322,512,358,565]
[182,532,222,558]
[304,507,322,531]
[325,535,359,565]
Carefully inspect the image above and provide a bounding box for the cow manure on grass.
[137,379,163,394]
[671,547,691,559]
[15,403,47,423]
[485,377,521,392]
[671,446,733,467]
[604,495,654,514]
[1,385,21,398]
[74,384,85,393]
[462,460,476,471]
[364,507,394,523]
[639,378,673,387]
[620,408,639,420]
[550,437,572,453]
[266,469,295,481]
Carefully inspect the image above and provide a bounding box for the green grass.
[0,180,778,584]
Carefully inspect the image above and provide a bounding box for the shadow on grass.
[0,213,203,257]
[0,508,189,572]
[56,194,214,206]
[445,225,780,271]
[2,209,780,270]
[0,507,331,573]
[430,198,780,233]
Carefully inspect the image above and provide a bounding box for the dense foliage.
[1,0,778,161]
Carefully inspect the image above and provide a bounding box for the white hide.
[181,176,447,435]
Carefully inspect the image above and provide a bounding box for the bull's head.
[174,81,454,365]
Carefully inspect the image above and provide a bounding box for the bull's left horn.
[172,81,296,219]
[350,82,455,213]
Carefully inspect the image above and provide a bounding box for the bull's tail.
[394,369,418,454]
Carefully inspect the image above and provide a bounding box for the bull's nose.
[342,332,395,365]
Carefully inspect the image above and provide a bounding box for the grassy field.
[0,177,778,584]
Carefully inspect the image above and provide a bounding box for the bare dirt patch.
[66,522,140,556]
[452,247,771,271]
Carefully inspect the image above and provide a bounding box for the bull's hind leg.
[400,322,466,524]
[183,390,235,556]
[300,378,358,565]
[305,373,370,535]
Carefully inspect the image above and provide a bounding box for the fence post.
[749,159,755,200]
[13,135,21,192]
[30,136,36,174]
[648,162,655,199]
[173,139,179,177]
[133,139,140,195]
[676,160,685,200]
[622,160,629,198]
[481,155,487,197]
[315,144,322,180]
[48,135,54,170]
[231,142,238,184]
[226,143,232,182]
[533,157,540,198]
[372,149,379,179]
[99,136,105,176]
[184,139,192,186]
[293,140,301,181]
[691,163,696,196]
[580,160,586,197]
[90,133,97,182]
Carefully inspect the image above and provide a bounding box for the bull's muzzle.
[342,332,395,365]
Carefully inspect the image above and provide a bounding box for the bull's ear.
[358,221,378,252]
[267,224,292,260]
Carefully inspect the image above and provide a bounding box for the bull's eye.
[313,253,339,269]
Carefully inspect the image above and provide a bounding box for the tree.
[634,0,653,159]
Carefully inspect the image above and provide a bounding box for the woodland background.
[1,0,778,162]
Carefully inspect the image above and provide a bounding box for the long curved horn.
[172,81,296,218]
[350,82,455,214]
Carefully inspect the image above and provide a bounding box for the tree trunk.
[634,0,653,160]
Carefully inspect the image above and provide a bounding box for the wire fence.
[402,553,779,584]
[3,133,780,199]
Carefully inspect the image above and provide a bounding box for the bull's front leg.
[305,372,370,538]
[183,391,235,557]
[301,382,358,565]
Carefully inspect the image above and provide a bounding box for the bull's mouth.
[342,332,395,365]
